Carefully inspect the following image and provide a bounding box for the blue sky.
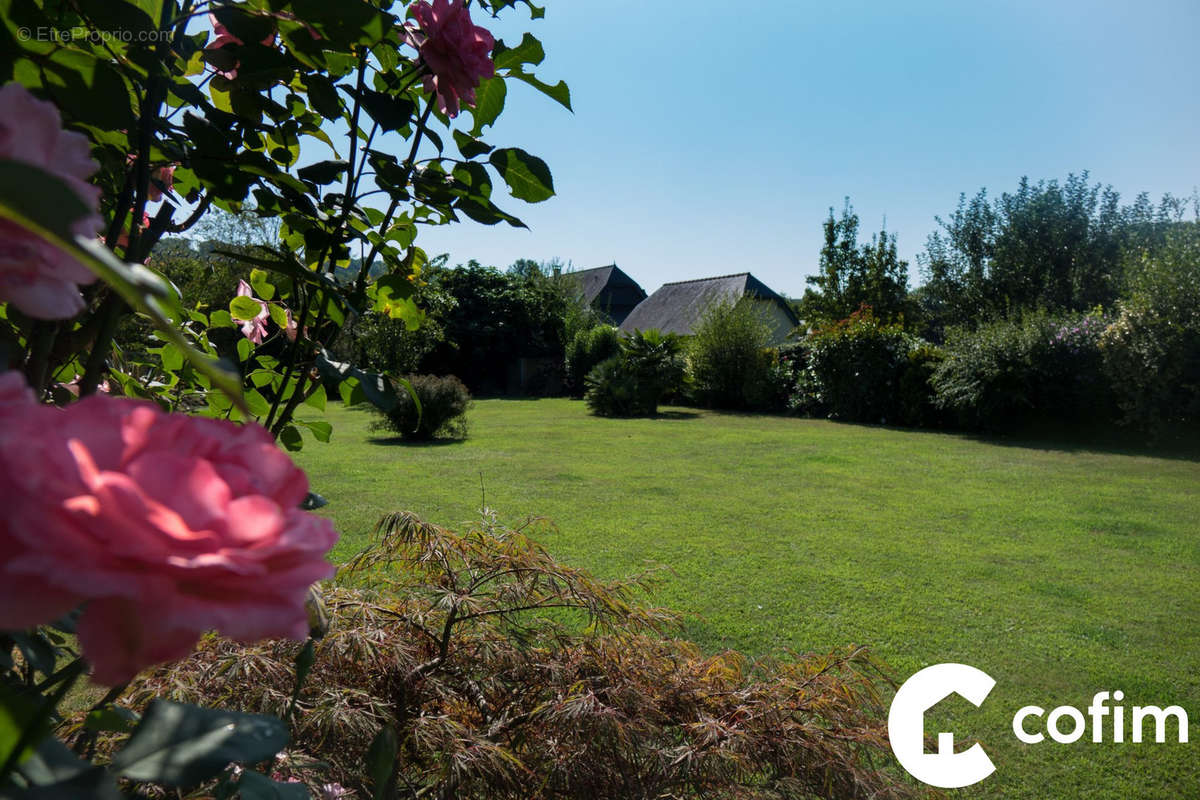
[412,0,1200,297]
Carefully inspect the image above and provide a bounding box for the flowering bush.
[787,306,919,423]
[405,0,496,117]
[0,371,337,684]
[1099,224,1200,436]
[0,84,101,319]
[0,0,568,794]
[931,309,1113,431]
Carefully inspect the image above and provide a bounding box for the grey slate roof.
[560,264,647,326]
[619,272,798,336]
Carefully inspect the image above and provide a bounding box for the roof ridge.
[658,272,750,287]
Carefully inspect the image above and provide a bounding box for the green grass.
[294,399,1200,800]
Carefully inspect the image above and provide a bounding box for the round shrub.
[565,324,620,396]
[688,299,778,410]
[375,374,471,440]
[584,330,685,417]
[792,307,914,423]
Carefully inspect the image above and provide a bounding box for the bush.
[564,324,620,396]
[374,374,471,440]
[1100,223,1200,435]
[585,329,685,417]
[789,306,916,423]
[688,299,778,410]
[931,310,1112,431]
[119,511,919,800]
[897,343,946,427]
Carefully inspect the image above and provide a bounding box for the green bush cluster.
[1098,224,1200,435]
[784,307,922,424]
[930,310,1113,431]
[585,330,685,417]
[374,374,472,440]
[565,324,620,396]
[686,299,779,410]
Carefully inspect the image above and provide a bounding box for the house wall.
[752,299,799,345]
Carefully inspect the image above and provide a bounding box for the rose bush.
[0,83,100,319]
[0,371,337,685]
[406,0,496,117]
[0,0,567,793]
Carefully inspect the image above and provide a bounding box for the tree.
[917,174,1193,333]
[798,199,910,326]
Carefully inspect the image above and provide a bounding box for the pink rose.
[405,0,495,117]
[0,83,101,319]
[115,211,152,252]
[236,279,270,344]
[124,154,176,202]
[0,372,338,684]
[207,13,278,80]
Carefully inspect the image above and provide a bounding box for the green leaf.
[12,737,121,799]
[510,69,572,111]
[453,130,493,160]
[110,700,288,787]
[245,389,272,418]
[489,148,555,203]
[268,304,289,329]
[0,683,45,771]
[279,424,304,452]
[358,89,415,133]
[493,32,545,70]
[230,295,265,322]
[159,343,184,372]
[297,159,349,186]
[250,269,276,301]
[469,77,506,136]
[295,419,332,443]
[303,73,342,120]
[315,353,399,413]
[366,725,398,800]
[209,309,235,329]
[0,160,245,411]
[237,769,310,799]
[303,383,327,412]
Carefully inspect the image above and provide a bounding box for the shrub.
[118,511,919,800]
[564,324,620,396]
[931,310,1112,431]
[790,306,916,423]
[688,298,778,410]
[584,329,685,417]
[374,374,471,440]
[1100,223,1200,435]
[897,343,946,427]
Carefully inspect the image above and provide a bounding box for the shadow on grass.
[959,427,1200,463]
[367,435,466,447]
[655,410,702,420]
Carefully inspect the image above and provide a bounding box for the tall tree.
[917,173,1192,332]
[798,199,910,326]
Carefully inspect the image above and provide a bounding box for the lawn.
[293,399,1199,800]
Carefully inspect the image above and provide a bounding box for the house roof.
[561,265,639,302]
[560,265,647,325]
[619,272,798,336]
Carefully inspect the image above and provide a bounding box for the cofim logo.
[887,663,1190,789]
